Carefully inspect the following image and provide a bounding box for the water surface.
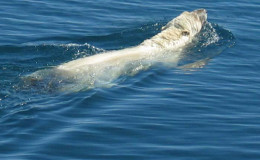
[0,0,260,159]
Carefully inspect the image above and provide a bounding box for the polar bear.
[27,9,207,91]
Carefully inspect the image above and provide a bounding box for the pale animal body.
[28,9,207,91]
[58,9,207,71]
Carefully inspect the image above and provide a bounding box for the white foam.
[202,22,220,47]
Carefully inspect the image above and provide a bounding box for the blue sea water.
[0,0,260,159]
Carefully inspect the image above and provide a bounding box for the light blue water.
[0,0,260,159]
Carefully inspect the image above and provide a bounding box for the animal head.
[162,9,207,37]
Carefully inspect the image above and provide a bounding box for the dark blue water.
[0,0,259,159]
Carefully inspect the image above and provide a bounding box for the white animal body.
[58,9,207,71]
[29,9,207,91]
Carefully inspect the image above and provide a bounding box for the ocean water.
[0,0,259,159]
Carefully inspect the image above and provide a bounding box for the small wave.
[0,42,105,68]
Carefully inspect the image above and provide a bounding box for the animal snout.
[193,9,207,23]
[195,9,207,14]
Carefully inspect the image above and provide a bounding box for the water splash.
[177,22,235,67]
[201,22,220,47]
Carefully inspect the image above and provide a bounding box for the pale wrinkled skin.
[141,9,207,49]
[29,9,208,91]
[58,9,207,71]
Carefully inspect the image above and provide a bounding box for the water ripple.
[1,1,260,160]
